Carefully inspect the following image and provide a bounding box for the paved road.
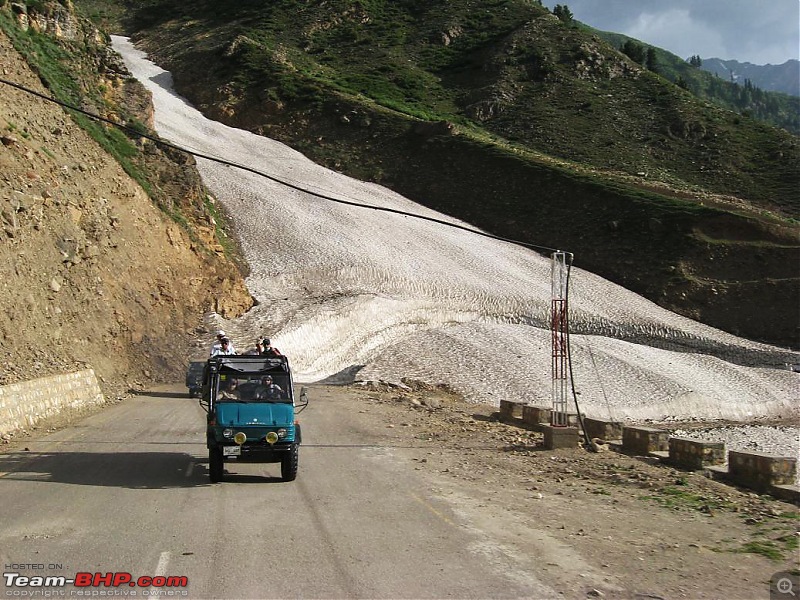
[0,385,554,599]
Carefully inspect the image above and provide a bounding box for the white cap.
[216,330,226,337]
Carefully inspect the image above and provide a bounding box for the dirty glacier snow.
[112,37,798,456]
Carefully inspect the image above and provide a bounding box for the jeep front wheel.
[209,448,224,483]
[281,444,299,482]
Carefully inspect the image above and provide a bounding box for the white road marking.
[155,551,170,576]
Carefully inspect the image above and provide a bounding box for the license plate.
[223,446,241,457]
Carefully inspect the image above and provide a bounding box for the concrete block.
[550,411,579,427]
[542,424,579,449]
[770,484,800,503]
[668,437,726,470]
[499,400,523,420]
[621,425,669,455]
[583,417,623,441]
[728,450,797,492]
[522,405,550,425]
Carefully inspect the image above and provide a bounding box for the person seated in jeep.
[253,375,284,400]
[219,377,241,401]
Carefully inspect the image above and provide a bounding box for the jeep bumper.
[215,441,295,463]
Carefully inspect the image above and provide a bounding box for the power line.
[0,77,561,254]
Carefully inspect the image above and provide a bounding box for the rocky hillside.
[0,5,252,396]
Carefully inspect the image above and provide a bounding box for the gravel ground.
[112,37,799,456]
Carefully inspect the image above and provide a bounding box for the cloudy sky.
[541,0,799,65]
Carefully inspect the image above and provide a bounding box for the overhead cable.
[0,77,561,254]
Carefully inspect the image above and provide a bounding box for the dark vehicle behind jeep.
[185,361,205,398]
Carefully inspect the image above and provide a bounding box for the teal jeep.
[200,355,308,483]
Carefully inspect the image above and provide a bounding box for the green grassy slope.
[591,28,800,136]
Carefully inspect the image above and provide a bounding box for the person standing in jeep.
[211,337,235,357]
[210,330,237,356]
[245,339,264,355]
[261,338,282,357]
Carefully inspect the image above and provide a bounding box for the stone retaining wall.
[522,405,550,425]
[583,417,623,442]
[621,425,669,455]
[499,399,523,420]
[0,370,105,436]
[728,450,797,492]
[668,437,726,470]
[491,410,797,500]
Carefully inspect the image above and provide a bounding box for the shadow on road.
[0,450,212,489]
[128,390,191,399]
[218,472,284,484]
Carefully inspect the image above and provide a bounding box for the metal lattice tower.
[551,252,570,426]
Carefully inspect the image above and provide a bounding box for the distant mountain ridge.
[589,28,799,134]
[701,58,800,97]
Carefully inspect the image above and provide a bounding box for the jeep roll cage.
[200,355,308,414]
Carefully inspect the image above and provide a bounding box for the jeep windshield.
[216,372,291,403]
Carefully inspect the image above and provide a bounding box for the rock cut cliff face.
[11,0,81,41]
[0,26,253,397]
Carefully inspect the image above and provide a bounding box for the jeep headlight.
[265,431,279,445]
[233,432,247,445]
[222,428,234,438]
[277,428,288,439]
